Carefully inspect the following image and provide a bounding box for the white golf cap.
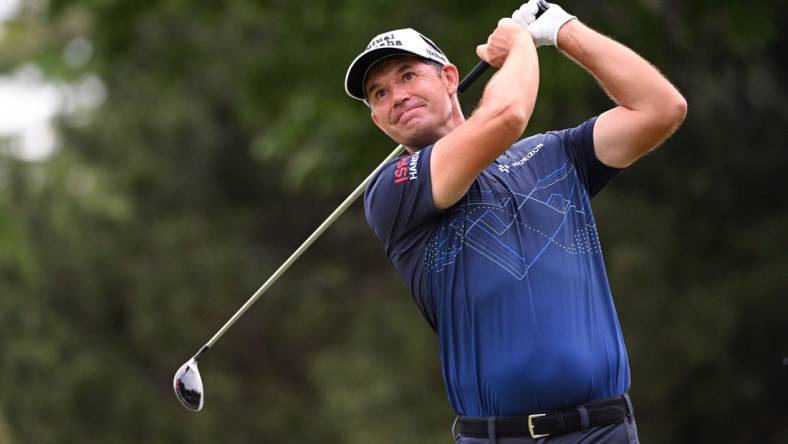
[345,28,450,102]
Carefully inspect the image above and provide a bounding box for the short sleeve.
[551,117,622,198]
[363,146,441,257]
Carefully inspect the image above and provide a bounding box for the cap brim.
[344,47,417,101]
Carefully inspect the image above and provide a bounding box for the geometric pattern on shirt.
[424,162,603,280]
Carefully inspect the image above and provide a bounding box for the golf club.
[174,0,549,412]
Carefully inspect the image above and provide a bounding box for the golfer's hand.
[512,0,576,48]
[476,19,534,68]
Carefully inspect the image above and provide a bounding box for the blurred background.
[0,0,786,442]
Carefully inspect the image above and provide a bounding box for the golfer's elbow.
[664,90,687,131]
[674,93,688,126]
[654,88,687,135]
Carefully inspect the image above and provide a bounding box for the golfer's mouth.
[393,104,425,125]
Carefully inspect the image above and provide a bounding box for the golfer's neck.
[405,109,465,154]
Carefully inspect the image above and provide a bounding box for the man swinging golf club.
[345,1,686,442]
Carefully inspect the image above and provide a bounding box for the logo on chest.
[497,143,543,174]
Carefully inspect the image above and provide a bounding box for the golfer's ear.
[442,63,460,95]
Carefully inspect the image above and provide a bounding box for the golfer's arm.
[557,20,687,168]
[431,37,539,209]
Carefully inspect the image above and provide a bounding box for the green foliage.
[0,0,786,443]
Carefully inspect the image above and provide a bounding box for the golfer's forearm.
[430,38,539,209]
[478,39,539,133]
[557,20,686,122]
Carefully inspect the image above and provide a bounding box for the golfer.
[345,1,686,442]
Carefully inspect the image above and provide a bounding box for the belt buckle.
[528,413,549,439]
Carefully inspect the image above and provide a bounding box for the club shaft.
[198,144,407,354]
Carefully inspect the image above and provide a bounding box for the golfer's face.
[366,57,454,148]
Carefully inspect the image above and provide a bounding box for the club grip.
[457,0,549,93]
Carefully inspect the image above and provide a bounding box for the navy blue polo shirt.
[363,117,630,416]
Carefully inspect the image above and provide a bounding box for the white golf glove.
[512,0,576,48]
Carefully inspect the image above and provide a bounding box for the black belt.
[458,396,629,440]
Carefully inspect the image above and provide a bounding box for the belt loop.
[555,411,566,433]
[451,416,460,441]
[576,405,590,432]
[622,393,635,421]
[486,417,497,444]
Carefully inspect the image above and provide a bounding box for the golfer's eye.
[403,72,416,81]
[373,88,387,100]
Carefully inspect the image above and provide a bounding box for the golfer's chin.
[391,121,441,150]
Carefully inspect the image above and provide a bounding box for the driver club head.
[173,358,204,412]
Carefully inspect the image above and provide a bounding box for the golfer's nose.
[391,83,411,105]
